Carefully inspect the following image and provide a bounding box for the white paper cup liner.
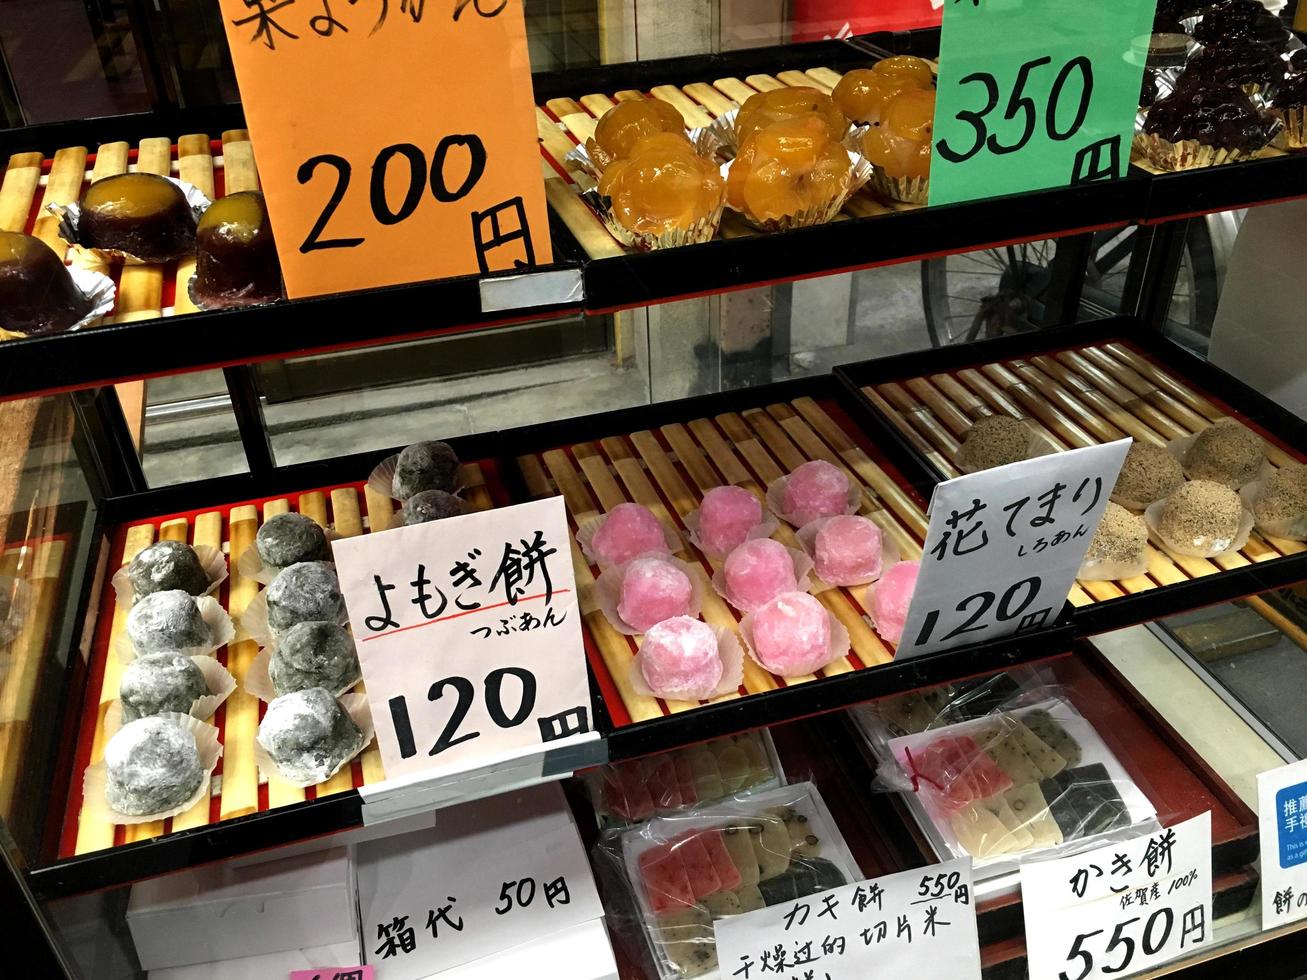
[1078,554,1150,582]
[1241,479,1307,541]
[237,588,349,648]
[711,544,815,614]
[366,452,468,503]
[51,176,211,263]
[765,473,862,527]
[116,594,235,664]
[1167,430,1274,489]
[254,692,374,788]
[244,634,363,703]
[957,426,1059,474]
[1144,497,1255,559]
[575,510,683,570]
[683,501,778,561]
[738,601,850,677]
[82,712,222,824]
[105,656,237,736]
[235,534,339,587]
[629,625,744,701]
[594,556,704,636]
[112,543,229,607]
[794,516,901,590]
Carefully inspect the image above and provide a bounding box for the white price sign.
[1258,759,1307,927]
[333,496,592,778]
[714,858,981,980]
[1021,813,1213,980]
[897,438,1129,657]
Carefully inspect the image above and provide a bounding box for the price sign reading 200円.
[216,0,552,299]
[927,0,1158,207]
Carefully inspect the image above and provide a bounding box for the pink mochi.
[698,486,763,556]
[750,592,832,676]
[814,515,883,584]
[723,538,797,612]
[591,503,670,566]
[639,617,723,696]
[783,460,850,525]
[873,560,920,644]
[618,557,694,633]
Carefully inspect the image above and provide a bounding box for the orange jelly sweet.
[862,88,935,180]
[726,114,850,224]
[598,134,724,236]
[587,98,687,171]
[833,56,934,124]
[735,87,846,145]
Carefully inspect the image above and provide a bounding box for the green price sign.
[928,0,1158,206]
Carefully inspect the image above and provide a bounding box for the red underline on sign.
[359,589,573,642]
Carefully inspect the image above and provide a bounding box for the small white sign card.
[897,438,1130,657]
[714,857,981,980]
[1021,812,1213,980]
[333,496,591,779]
[1258,758,1307,927]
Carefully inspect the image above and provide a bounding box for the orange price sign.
[216,0,551,300]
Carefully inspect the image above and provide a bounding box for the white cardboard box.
[128,846,356,971]
[425,917,617,980]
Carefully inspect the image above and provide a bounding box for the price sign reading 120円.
[928,0,1157,206]
[216,0,551,299]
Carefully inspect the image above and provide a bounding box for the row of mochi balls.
[581,459,922,703]
[98,440,465,822]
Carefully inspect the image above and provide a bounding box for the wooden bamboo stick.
[579,93,617,117]
[650,85,714,128]
[172,135,214,317]
[0,152,42,232]
[1073,347,1210,433]
[714,77,761,103]
[745,74,786,92]
[683,82,736,117]
[777,69,828,93]
[220,505,261,820]
[1001,359,1127,444]
[1032,355,1177,445]
[805,67,845,90]
[1103,344,1223,423]
[976,363,1096,448]
[221,131,260,194]
[860,386,957,477]
[875,382,964,464]
[363,485,395,533]
[32,146,88,254]
[908,377,975,435]
[72,142,129,280]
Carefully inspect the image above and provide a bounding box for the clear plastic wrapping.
[851,670,1157,876]
[592,781,860,980]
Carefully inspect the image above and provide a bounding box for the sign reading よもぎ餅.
[216,0,551,299]
[332,496,590,779]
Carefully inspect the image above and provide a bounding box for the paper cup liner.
[629,625,745,701]
[82,712,223,824]
[236,533,340,587]
[115,594,235,664]
[1144,497,1255,559]
[244,634,363,703]
[575,510,683,570]
[1241,479,1307,541]
[683,505,779,561]
[0,266,117,340]
[766,473,862,528]
[738,601,850,678]
[594,555,705,636]
[795,516,901,590]
[105,656,237,736]
[581,187,724,251]
[1133,131,1261,171]
[1166,430,1274,489]
[957,426,1058,475]
[711,544,815,614]
[238,588,349,648]
[366,452,468,503]
[51,176,211,264]
[868,169,929,205]
[725,149,872,233]
[112,543,229,607]
[1078,554,1150,582]
[254,692,374,788]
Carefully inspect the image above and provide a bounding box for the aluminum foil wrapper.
[50,176,211,264]
[868,170,929,205]
[580,186,723,251]
[724,148,872,233]
[0,264,117,342]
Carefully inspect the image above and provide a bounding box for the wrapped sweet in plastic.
[586,502,675,568]
[691,485,767,557]
[720,538,798,612]
[781,460,852,526]
[745,592,838,676]
[869,559,919,644]
[908,735,1014,813]
[618,557,695,633]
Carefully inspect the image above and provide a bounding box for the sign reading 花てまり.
[332,496,590,779]
[216,0,551,299]
[928,0,1158,206]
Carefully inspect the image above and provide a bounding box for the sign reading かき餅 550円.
[216,0,551,299]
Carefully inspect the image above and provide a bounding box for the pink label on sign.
[289,968,373,980]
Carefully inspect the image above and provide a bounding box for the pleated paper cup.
[868,169,929,205]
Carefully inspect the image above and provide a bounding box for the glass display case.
[5,0,1307,976]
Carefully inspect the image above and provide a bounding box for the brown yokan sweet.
[79,172,196,262]
[190,191,282,308]
[0,231,89,335]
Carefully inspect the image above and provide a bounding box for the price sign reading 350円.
[928,0,1158,206]
[216,0,552,299]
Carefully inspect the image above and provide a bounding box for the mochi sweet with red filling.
[812,514,884,585]
[747,592,837,676]
[781,460,851,526]
[637,617,724,698]
[695,485,766,557]
[617,556,695,633]
[588,502,672,567]
[720,538,799,612]
[870,559,919,644]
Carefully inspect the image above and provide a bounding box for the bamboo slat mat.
[516,396,931,728]
[0,130,261,328]
[859,340,1307,608]
[62,464,492,858]
[537,65,920,260]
